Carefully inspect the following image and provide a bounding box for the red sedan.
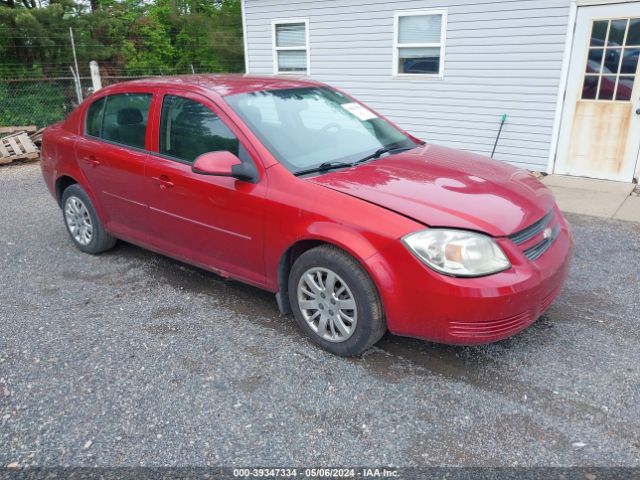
[40,75,572,356]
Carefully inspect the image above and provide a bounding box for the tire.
[288,245,386,356]
[61,184,116,254]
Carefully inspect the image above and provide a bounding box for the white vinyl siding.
[272,19,310,74]
[394,10,447,77]
[245,0,572,171]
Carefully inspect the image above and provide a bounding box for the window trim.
[272,18,310,75]
[392,9,448,79]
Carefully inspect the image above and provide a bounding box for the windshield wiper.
[293,144,417,177]
[293,161,353,177]
[353,144,416,165]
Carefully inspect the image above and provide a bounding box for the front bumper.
[365,206,573,345]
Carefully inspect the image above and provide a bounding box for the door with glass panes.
[556,4,640,181]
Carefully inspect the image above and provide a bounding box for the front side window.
[273,19,309,74]
[101,93,152,149]
[160,95,239,163]
[394,10,447,76]
[225,87,416,174]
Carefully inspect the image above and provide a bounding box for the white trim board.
[547,1,578,174]
[241,0,249,74]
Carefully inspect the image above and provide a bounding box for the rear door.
[75,89,155,240]
[144,89,267,286]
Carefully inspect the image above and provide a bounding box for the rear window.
[102,94,152,149]
[86,97,106,137]
[85,93,152,150]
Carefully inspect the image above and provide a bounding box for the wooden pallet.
[0,125,37,135]
[0,132,39,165]
[30,127,45,146]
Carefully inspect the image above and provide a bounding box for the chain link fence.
[0,77,81,128]
[0,73,191,129]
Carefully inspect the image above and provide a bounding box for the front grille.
[508,209,559,261]
[448,311,532,338]
[509,210,554,245]
[523,224,560,261]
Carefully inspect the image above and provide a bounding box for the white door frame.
[548,0,640,181]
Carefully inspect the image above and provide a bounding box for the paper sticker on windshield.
[341,102,377,121]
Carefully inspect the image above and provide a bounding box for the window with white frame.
[394,10,447,76]
[273,19,309,74]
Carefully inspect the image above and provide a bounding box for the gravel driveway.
[1,163,639,468]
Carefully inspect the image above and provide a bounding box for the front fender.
[262,164,423,296]
[266,220,392,291]
[302,221,386,262]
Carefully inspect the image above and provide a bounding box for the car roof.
[104,74,326,97]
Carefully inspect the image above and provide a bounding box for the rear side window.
[160,95,239,162]
[101,93,152,149]
[86,97,106,137]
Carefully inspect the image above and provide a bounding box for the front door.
[556,4,640,181]
[144,90,267,287]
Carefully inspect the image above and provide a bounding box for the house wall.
[243,0,572,171]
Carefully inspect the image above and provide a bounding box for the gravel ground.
[1,163,639,468]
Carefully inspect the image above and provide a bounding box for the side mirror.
[192,151,258,183]
[192,151,241,176]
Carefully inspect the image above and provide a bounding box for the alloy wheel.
[64,196,93,246]
[297,267,358,343]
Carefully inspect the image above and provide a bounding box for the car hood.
[306,144,555,237]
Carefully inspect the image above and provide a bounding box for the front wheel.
[288,245,386,356]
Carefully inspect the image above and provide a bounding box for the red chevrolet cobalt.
[40,75,572,356]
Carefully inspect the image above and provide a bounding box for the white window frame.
[272,18,310,75]
[393,9,448,79]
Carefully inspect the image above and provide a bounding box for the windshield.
[224,87,416,174]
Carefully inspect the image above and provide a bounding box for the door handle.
[83,155,100,168]
[152,175,174,190]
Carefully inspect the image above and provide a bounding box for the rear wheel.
[288,245,386,356]
[61,184,116,254]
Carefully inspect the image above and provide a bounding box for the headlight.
[402,229,511,277]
